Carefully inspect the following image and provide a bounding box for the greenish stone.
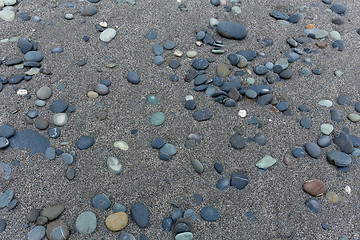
[150,112,165,126]
[329,31,341,40]
[334,70,343,77]
[186,50,198,58]
[348,113,360,122]
[14,64,24,69]
[34,100,46,107]
[275,58,288,70]
[0,38,9,43]
[318,100,333,108]
[320,124,334,135]
[113,203,127,213]
[256,155,277,169]
[277,20,291,27]
[41,205,65,221]
[214,96,226,103]
[299,67,311,77]
[105,63,117,68]
[209,18,219,27]
[338,237,348,240]
[231,6,241,14]
[9,36,19,42]
[237,55,248,68]
[211,49,225,54]
[25,67,40,75]
[217,64,230,77]
[175,232,193,240]
[325,191,343,203]
[191,159,203,174]
[147,95,159,105]
[247,78,255,84]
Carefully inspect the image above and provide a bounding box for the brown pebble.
[46,220,70,240]
[283,155,294,168]
[303,179,326,196]
[315,41,327,49]
[228,87,240,101]
[105,212,128,231]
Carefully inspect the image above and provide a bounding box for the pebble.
[35,118,49,130]
[279,68,292,79]
[169,59,180,69]
[28,226,46,240]
[81,5,98,16]
[100,28,116,42]
[257,94,274,105]
[75,211,97,234]
[27,110,39,119]
[330,3,346,14]
[192,59,209,70]
[153,44,163,55]
[230,172,249,190]
[300,117,311,129]
[303,179,326,196]
[217,64,230,77]
[113,203,127,213]
[185,100,196,110]
[172,209,184,222]
[51,47,64,53]
[160,143,176,156]
[348,113,360,122]
[153,56,165,66]
[51,99,68,113]
[9,74,24,84]
[304,28,329,39]
[49,127,61,139]
[92,194,111,210]
[191,159,203,174]
[150,112,166,126]
[53,113,68,126]
[256,155,277,169]
[127,71,140,84]
[41,205,64,221]
[61,153,73,164]
[145,30,157,40]
[317,135,331,147]
[192,109,212,121]
[34,100,46,107]
[45,147,56,160]
[292,147,306,158]
[318,100,333,108]
[186,50,197,58]
[305,199,321,213]
[327,151,352,167]
[0,189,14,208]
[320,124,334,135]
[64,13,73,20]
[183,209,197,221]
[276,102,289,111]
[94,84,109,95]
[107,157,123,174]
[66,168,75,180]
[131,202,149,228]
[25,51,43,62]
[284,52,300,63]
[355,102,360,112]
[119,232,136,240]
[0,124,15,138]
[200,206,220,221]
[253,65,268,75]
[46,220,69,240]
[175,232,193,240]
[163,40,176,50]
[36,86,52,100]
[216,178,230,190]
[162,217,172,232]
[151,138,165,149]
[254,133,266,146]
[333,132,353,154]
[269,11,288,20]
[0,219,5,232]
[305,142,321,158]
[217,21,247,40]
[330,109,341,122]
[105,212,128,231]
[230,134,245,149]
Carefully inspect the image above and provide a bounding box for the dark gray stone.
[9,74,24,84]
[318,135,331,148]
[217,21,247,40]
[333,132,353,154]
[27,209,40,222]
[230,172,249,190]
[256,94,274,105]
[163,40,176,50]
[192,109,212,121]
[330,109,341,122]
[327,150,352,167]
[76,136,94,150]
[131,202,149,228]
[92,194,111,210]
[192,59,209,70]
[269,11,288,20]
[337,95,351,105]
[200,206,220,221]
[127,71,140,84]
[330,4,346,14]
[50,99,68,113]
[171,209,184,222]
[236,50,256,61]
[300,117,311,129]
[81,5,98,16]
[0,124,15,138]
[9,129,50,155]
[4,58,23,66]
[305,142,321,158]
[230,134,245,149]
[24,51,43,62]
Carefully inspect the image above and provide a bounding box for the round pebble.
[92,194,111,210]
[76,211,97,235]
[200,206,220,221]
[150,112,166,126]
[107,157,123,174]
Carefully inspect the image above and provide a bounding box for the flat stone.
[45,147,56,160]
[9,74,24,84]
[46,220,69,240]
[305,142,321,158]
[230,134,245,149]
[51,47,64,53]
[160,143,176,156]
[127,71,140,84]
[24,51,42,62]
[330,109,341,122]
[9,129,50,155]
[50,99,68,113]
[200,206,220,221]
[119,232,136,240]
[66,168,75,180]
[348,113,360,122]
[100,28,116,42]
[236,50,256,61]
[0,219,6,232]
[28,226,46,240]
[131,202,149,228]
[41,205,64,221]
[191,159,203,174]
[81,5,98,16]
[318,100,333,108]
[144,30,157,40]
[94,84,109,95]
[303,179,326,196]
[256,155,277,169]
[318,135,331,148]
[320,124,334,135]
[334,132,353,154]
[269,11,288,20]
[330,3,346,14]
[92,194,111,210]
[305,199,321,213]
[171,209,184,222]
[153,56,165,65]
[217,64,230,77]
[230,172,249,190]
[5,58,23,66]
[327,150,352,167]
[76,136,94,150]
[75,211,97,234]
[0,124,14,138]
[18,37,33,54]
[0,189,14,208]
[150,112,165,126]
[53,113,68,127]
[151,138,165,149]
[276,102,289,111]
[162,217,172,232]
[216,178,230,190]
[300,117,311,129]
[254,133,266,146]
[192,59,209,70]
[304,29,329,39]
[107,157,123,174]
[175,232,193,240]
[105,212,128,231]
[36,86,52,100]
[192,109,212,121]
[257,94,274,105]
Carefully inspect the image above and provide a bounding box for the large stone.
[217,21,247,40]
[105,212,128,231]
[76,211,97,235]
[131,202,149,228]
[41,205,65,221]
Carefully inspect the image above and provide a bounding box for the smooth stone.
[171,209,184,222]
[175,232,193,240]
[327,150,352,167]
[75,136,94,150]
[35,118,49,130]
[53,113,68,127]
[348,113,360,122]
[320,124,334,135]
[276,102,289,111]
[36,216,48,226]
[163,40,176,50]
[147,95,158,105]
[24,51,43,62]
[256,155,277,169]
[119,232,136,240]
[46,220,69,240]
[127,71,140,84]
[192,59,209,70]
[76,211,97,234]
[5,58,23,66]
[9,129,50,155]
[131,202,149,228]
[300,117,311,129]
[337,95,350,105]
[100,28,116,42]
[0,162,11,180]
[330,31,341,40]
[200,206,220,221]
[25,68,40,76]
[49,127,61,139]
[355,102,360,112]
[94,84,109,95]
[186,50,197,58]
[51,99,68,113]
[28,226,46,240]
[81,5,98,16]
[305,142,321,158]
[175,223,190,234]
[34,100,46,107]
[254,133,266,146]
[151,138,165,149]
[230,134,245,149]
[330,3,346,14]
[144,30,157,40]
[0,219,5,232]
[153,56,165,66]
[300,68,311,77]
[237,55,248,68]
[303,179,326,196]
[45,147,56,160]
[318,135,331,147]
[216,178,230,190]
[230,172,249,190]
[275,58,288,70]
[224,99,236,107]
[284,52,300,63]
[27,110,39,119]
[36,86,52,100]
[279,68,292,79]
[153,44,163,55]
[305,199,321,213]
[349,134,360,147]
[162,217,172,232]
[100,79,111,87]
[107,157,123,174]
[330,109,341,122]
[32,16,41,22]
[333,40,344,51]
[333,132,353,154]
[9,74,24,84]
[41,205,64,221]
[66,168,75,180]
[304,29,329,39]
[169,59,180,69]
[191,159,203,174]
[0,9,15,21]
[217,21,247,40]
[105,212,128,231]
[257,94,274,105]
[269,11,288,20]
[18,37,33,54]
[150,112,165,126]
[322,0,333,4]
[92,194,111,210]
[318,100,333,108]
[0,189,14,208]
[0,124,15,138]
[185,100,196,110]
[160,143,176,156]
[113,203,127,212]
[192,109,212,121]
[183,209,197,221]
[217,64,230,77]
[245,89,257,99]
[64,13,73,20]
[292,147,306,158]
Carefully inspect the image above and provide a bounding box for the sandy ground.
[0,0,360,239]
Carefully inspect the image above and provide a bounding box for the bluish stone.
[163,40,176,50]
[257,94,274,105]
[169,59,180,69]
[24,51,43,62]
[216,178,230,190]
[213,77,223,87]
[153,56,165,66]
[284,52,300,63]
[18,12,31,21]
[246,211,255,222]
[276,102,289,111]
[224,99,236,107]
[171,209,184,221]
[305,199,321,213]
[194,75,208,85]
[0,138,9,149]
[66,105,75,113]
[196,31,206,40]
[51,47,64,53]
[183,209,197,221]
[80,5,98,16]
[50,99,68,113]
[0,189,14,208]
[355,102,360,112]
[160,143,176,156]
[269,11,288,20]
[18,37,33,54]
[288,14,299,23]
[214,163,223,174]
[298,105,310,112]
[9,129,50,155]
[131,202,149,228]
[254,65,268,75]
[192,109,212,121]
[92,194,111,210]
[337,95,351,105]
[185,100,196,110]
[151,138,165,149]
[245,89,257,99]
[174,223,190,234]
[216,21,247,40]
[230,172,249,190]
[49,127,61,139]
[333,132,353,154]
[292,147,306,158]
[145,30,157,40]
[28,226,45,240]
[45,147,55,160]
[300,117,311,129]
[279,68,293,79]
[305,142,321,158]
[27,110,39,119]
[193,194,202,206]
[227,54,239,65]
[230,134,245,149]
[312,69,322,75]
[118,232,136,240]
[322,222,329,230]
[254,133,266,146]
[236,50,257,61]
[0,219,6,232]
[162,217,172,232]
[348,134,360,147]
[330,4,346,14]
[171,74,179,82]
[139,235,148,240]
[318,135,331,147]
[327,150,352,167]
[9,74,24,84]
[210,0,220,6]
[100,79,111,87]
[76,136,94,150]
[61,153,73,165]
[192,59,209,70]
[127,71,140,84]
[201,206,220,221]
[330,109,341,122]
[333,40,344,51]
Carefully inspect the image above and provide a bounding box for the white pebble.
[17,89,27,96]
[53,113,68,126]
[345,186,351,195]
[185,95,193,101]
[238,109,247,118]
[114,141,129,151]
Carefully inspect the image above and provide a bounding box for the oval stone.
[53,113,68,127]
[305,199,321,213]
[305,142,321,158]
[162,217,172,232]
[230,172,249,190]
[114,140,129,151]
[92,194,111,210]
[200,206,220,221]
[150,112,165,126]
[131,202,149,228]
[105,212,128,231]
[36,86,52,100]
[76,136,94,150]
[41,205,64,221]
[217,21,247,40]
[28,226,46,240]
[256,155,277,169]
[119,232,136,240]
[303,179,326,196]
[107,157,123,175]
[327,151,352,167]
[99,28,116,42]
[191,159,203,174]
[76,211,97,235]
[46,220,69,240]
